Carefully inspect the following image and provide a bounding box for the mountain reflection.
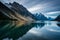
[32,21,45,28]
[0,21,60,40]
[0,21,45,40]
[18,21,60,40]
[57,22,60,27]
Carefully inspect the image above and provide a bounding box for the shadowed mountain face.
[55,15,60,21]
[6,2,36,20]
[0,1,36,26]
[0,11,9,19]
[0,1,36,21]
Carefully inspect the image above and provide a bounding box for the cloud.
[46,11,60,15]
[27,1,54,13]
[45,11,60,18]
[28,4,44,12]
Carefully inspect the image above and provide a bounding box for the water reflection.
[1,21,60,40]
[57,22,60,27]
[19,21,60,40]
[0,21,45,40]
[32,21,45,28]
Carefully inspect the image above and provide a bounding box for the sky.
[0,0,60,18]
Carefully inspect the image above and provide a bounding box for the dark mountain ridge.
[54,15,60,21]
[8,2,36,20]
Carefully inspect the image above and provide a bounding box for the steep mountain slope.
[0,1,36,24]
[54,15,60,21]
[6,2,36,20]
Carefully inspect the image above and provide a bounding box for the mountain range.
[0,1,37,24]
[5,2,36,20]
[34,13,48,20]
[1,1,60,21]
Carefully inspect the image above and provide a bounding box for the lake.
[2,21,60,40]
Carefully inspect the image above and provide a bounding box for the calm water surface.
[3,21,60,40]
[19,21,60,40]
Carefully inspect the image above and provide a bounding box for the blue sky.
[0,0,60,18]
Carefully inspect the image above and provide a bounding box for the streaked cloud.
[45,11,60,18]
